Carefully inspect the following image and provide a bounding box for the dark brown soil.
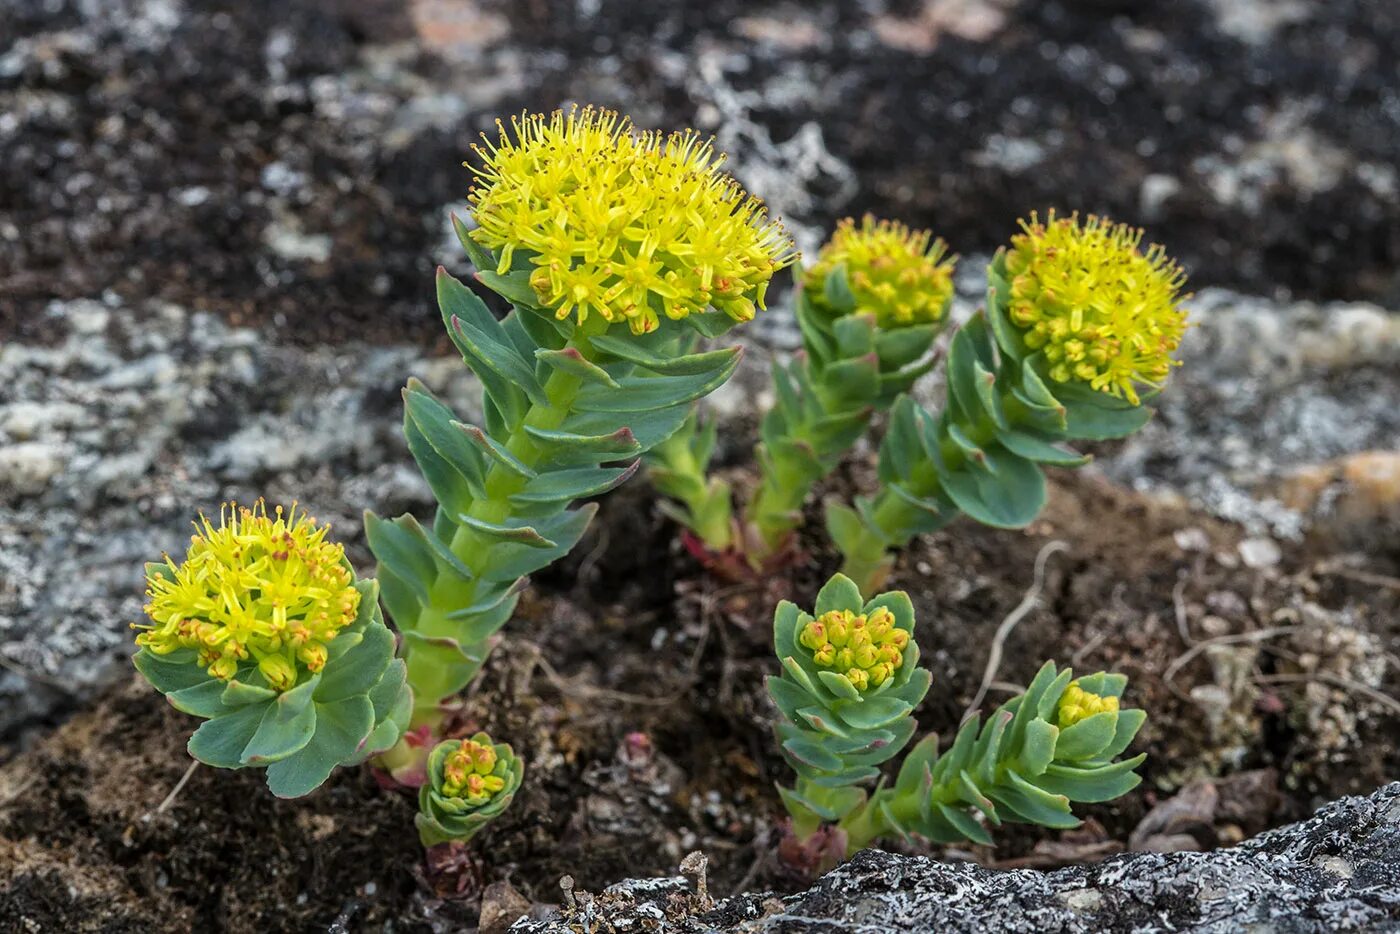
[3,466,1397,932]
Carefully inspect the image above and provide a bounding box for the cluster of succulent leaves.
[134,573,410,799]
[364,219,753,778]
[768,574,931,839]
[769,574,1145,855]
[649,241,952,568]
[416,733,524,847]
[828,250,1163,589]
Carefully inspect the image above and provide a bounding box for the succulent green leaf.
[475,504,595,580]
[572,356,741,413]
[457,513,555,548]
[996,428,1089,467]
[814,574,864,615]
[458,422,537,481]
[1053,711,1118,761]
[509,463,638,506]
[589,336,742,377]
[833,696,914,731]
[989,769,1079,828]
[240,678,319,766]
[264,696,376,799]
[133,648,209,695]
[936,802,993,845]
[365,511,435,600]
[1064,399,1152,441]
[816,670,862,701]
[166,680,233,719]
[1038,755,1146,802]
[315,622,394,704]
[1099,708,1148,760]
[1019,718,1059,776]
[535,347,621,388]
[939,445,1046,529]
[187,703,267,769]
[221,679,279,707]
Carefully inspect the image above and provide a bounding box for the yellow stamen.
[806,215,956,329]
[1004,211,1189,404]
[467,106,797,336]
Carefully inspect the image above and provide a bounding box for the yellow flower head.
[1056,680,1120,729]
[441,739,507,805]
[135,501,360,692]
[1004,211,1188,404]
[466,106,798,336]
[799,607,909,691]
[806,215,956,329]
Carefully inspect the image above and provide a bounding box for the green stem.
[654,426,734,551]
[403,333,592,724]
[837,793,894,855]
[836,394,1011,590]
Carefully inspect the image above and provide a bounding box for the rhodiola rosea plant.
[653,211,1190,592]
[131,502,410,797]
[650,216,957,577]
[769,573,1146,872]
[131,105,798,848]
[361,106,797,817]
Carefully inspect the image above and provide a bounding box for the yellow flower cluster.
[806,215,956,329]
[1004,211,1188,404]
[135,501,359,691]
[1056,680,1120,729]
[441,740,506,805]
[467,106,798,336]
[798,607,909,691]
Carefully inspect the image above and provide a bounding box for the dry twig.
[964,540,1069,720]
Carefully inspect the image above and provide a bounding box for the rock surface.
[512,782,1400,933]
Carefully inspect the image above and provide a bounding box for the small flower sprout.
[1057,679,1120,727]
[768,575,930,844]
[1005,211,1187,403]
[417,733,524,847]
[650,215,956,571]
[132,501,410,798]
[806,215,956,330]
[770,573,1147,869]
[367,105,794,786]
[832,211,1191,591]
[797,607,909,691]
[469,106,796,335]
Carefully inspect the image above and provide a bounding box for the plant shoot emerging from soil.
[770,574,1147,870]
[132,502,409,798]
[417,733,524,847]
[366,105,797,787]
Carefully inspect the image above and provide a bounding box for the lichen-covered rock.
[512,782,1400,933]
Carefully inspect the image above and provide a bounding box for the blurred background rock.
[1,0,1398,748]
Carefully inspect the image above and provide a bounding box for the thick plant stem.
[385,334,593,756]
[746,457,819,559]
[835,389,1017,591]
[648,418,735,552]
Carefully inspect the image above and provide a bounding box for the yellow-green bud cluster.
[798,607,908,691]
[1005,210,1188,404]
[468,105,798,335]
[441,739,507,805]
[807,215,956,330]
[135,501,359,692]
[1056,680,1120,728]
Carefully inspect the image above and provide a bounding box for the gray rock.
[513,782,1400,933]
